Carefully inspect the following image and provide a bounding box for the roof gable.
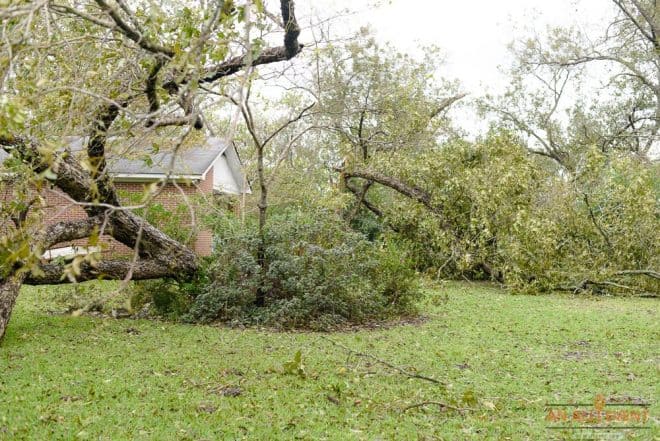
[1,136,249,194]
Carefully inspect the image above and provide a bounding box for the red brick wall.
[4,170,217,257]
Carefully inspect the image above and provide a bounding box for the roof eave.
[111,173,203,182]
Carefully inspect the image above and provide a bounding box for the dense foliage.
[350,132,659,295]
[185,207,420,329]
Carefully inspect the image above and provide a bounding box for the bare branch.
[262,102,315,148]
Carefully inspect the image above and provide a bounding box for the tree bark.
[0,273,27,342]
[26,259,182,285]
[255,145,268,307]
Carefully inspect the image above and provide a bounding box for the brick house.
[0,136,250,258]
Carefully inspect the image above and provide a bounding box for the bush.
[129,278,198,319]
[185,208,421,329]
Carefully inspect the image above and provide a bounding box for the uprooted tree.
[0,0,304,340]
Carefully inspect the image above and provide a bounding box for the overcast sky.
[296,0,615,134]
[304,0,613,95]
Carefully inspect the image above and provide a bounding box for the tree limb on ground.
[320,335,446,386]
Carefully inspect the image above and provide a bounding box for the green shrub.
[129,279,195,319]
[185,208,421,329]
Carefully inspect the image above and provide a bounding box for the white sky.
[304,0,613,94]
[297,0,616,134]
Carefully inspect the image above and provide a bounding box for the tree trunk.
[255,145,268,307]
[0,273,27,342]
[0,140,199,341]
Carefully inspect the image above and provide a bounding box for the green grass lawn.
[0,282,658,440]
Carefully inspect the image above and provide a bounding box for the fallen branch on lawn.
[320,335,445,385]
[402,401,475,414]
[556,276,655,294]
[614,269,660,280]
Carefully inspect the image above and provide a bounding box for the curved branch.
[178,0,303,88]
[198,44,304,85]
[338,168,437,213]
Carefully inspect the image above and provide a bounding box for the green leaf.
[282,350,306,378]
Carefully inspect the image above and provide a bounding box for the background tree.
[482,0,659,171]
[304,38,465,229]
[229,82,315,305]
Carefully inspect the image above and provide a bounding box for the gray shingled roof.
[1,136,231,179]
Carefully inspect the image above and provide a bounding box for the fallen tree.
[337,166,504,283]
[0,0,304,341]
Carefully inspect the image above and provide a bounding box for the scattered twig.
[320,335,445,385]
[402,401,475,413]
[614,269,660,280]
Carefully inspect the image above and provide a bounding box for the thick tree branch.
[281,0,301,59]
[93,0,174,57]
[195,45,304,86]
[168,0,304,88]
[338,167,439,214]
[87,100,126,178]
[2,137,197,267]
[43,215,108,248]
[145,59,164,127]
[25,259,182,285]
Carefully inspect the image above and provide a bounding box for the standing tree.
[0,0,304,340]
[482,0,659,170]
[229,84,315,305]
[306,38,465,223]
